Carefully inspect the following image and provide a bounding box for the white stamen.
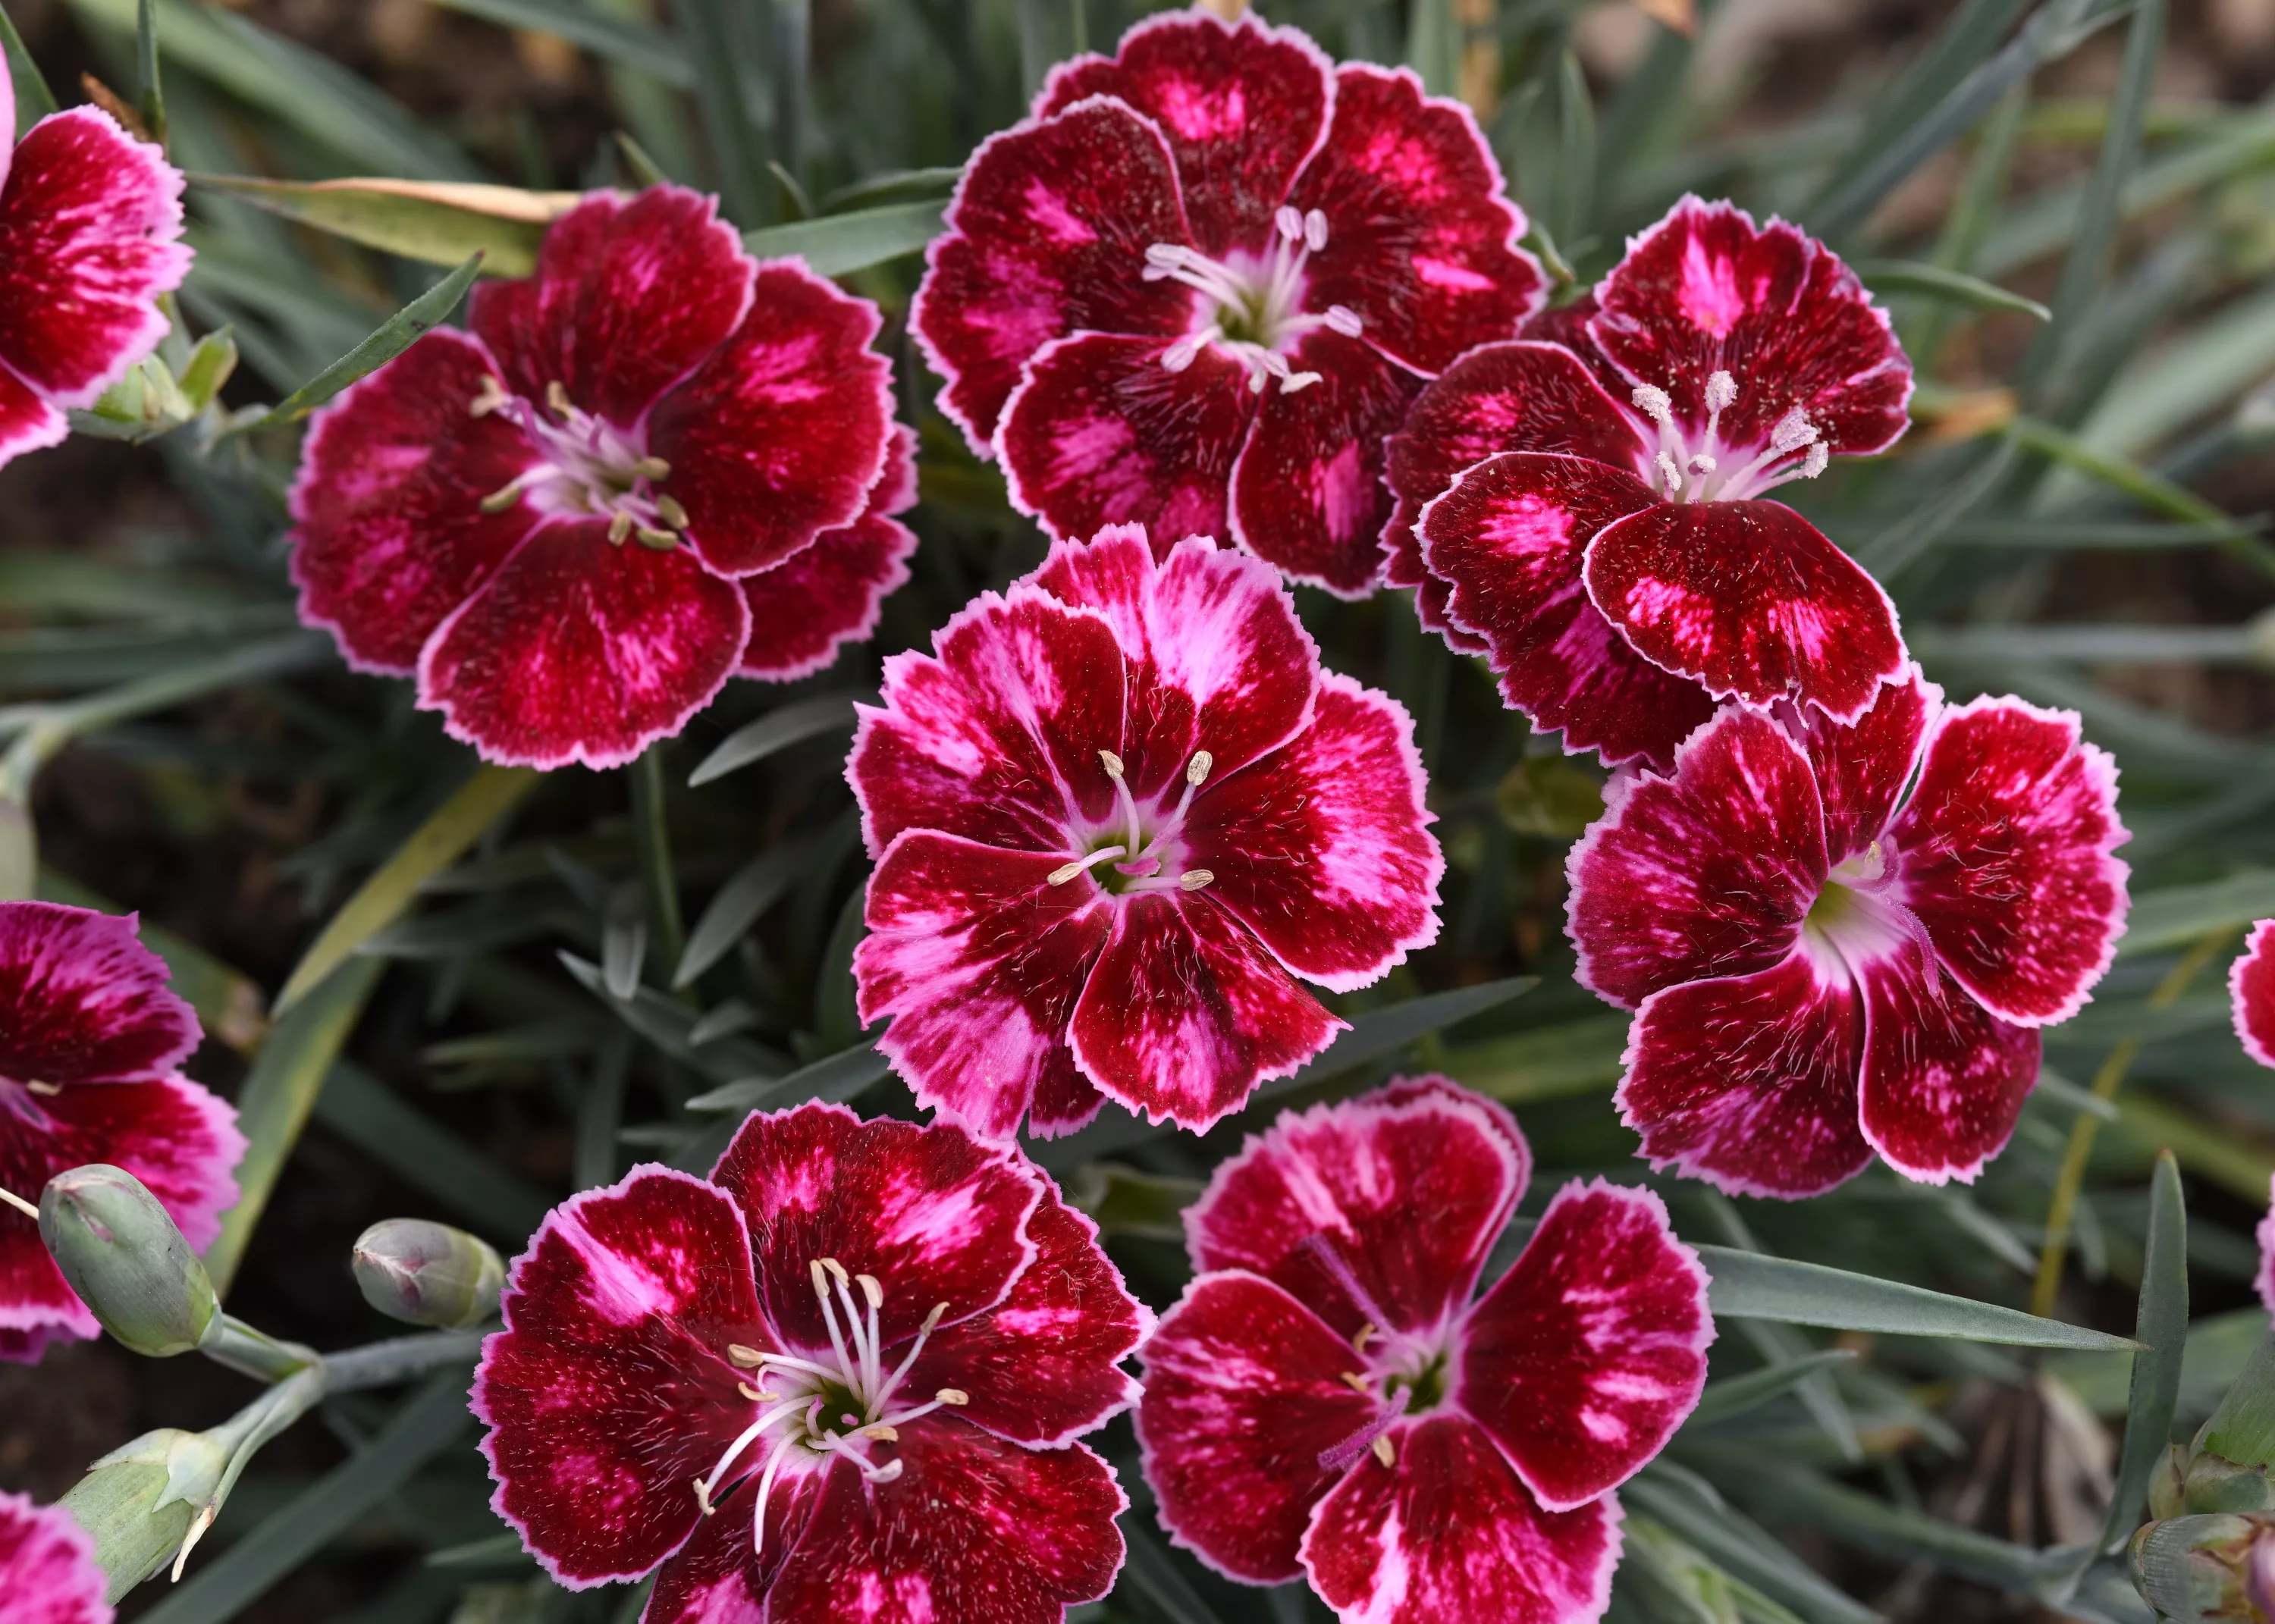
[1187,751,1212,785]
[1048,845,1127,887]
[1704,370,1738,413]
[1771,407,1818,453]
[1179,870,1215,891]
[1276,205,1305,240]
[1656,451,1686,498]
[1304,208,1329,252]
[1630,385,1674,427]
[1099,750,1125,780]
[1373,1434,1396,1468]
[1800,440,1829,478]
[1323,305,1363,338]
[1687,453,1717,476]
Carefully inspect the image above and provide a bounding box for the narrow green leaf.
[136,1375,475,1624]
[823,167,960,211]
[134,0,164,141]
[275,767,541,1015]
[190,176,579,277]
[1687,1351,1861,1428]
[2120,873,2275,955]
[1404,0,1460,99]
[1696,1246,2140,1350]
[1439,1014,1628,1104]
[314,1062,553,1241]
[1938,517,2261,548]
[1067,1163,1203,1243]
[2011,412,2236,528]
[1118,1519,1228,1624]
[1626,1466,1881,1624]
[2101,1151,2187,1553]
[1815,0,2027,208]
[558,952,783,1083]
[206,958,384,1293]
[1856,259,2049,320]
[425,0,692,83]
[689,692,860,785]
[248,254,481,431]
[678,0,770,226]
[676,841,812,986]
[687,1039,887,1113]
[575,1033,632,1193]
[742,201,946,277]
[0,4,59,130]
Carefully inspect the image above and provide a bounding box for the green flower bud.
[2189,1453,2275,1516]
[40,1165,218,1357]
[56,1428,229,1601]
[353,1218,504,1328]
[2132,1514,2275,1624]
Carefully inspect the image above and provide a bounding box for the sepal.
[2130,1513,2275,1624]
[55,1428,229,1600]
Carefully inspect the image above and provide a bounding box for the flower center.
[1046,749,1216,898]
[1143,205,1363,396]
[691,1258,966,1556]
[468,376,690,550]
[1629,370,1829,504]
[1296,1234,1458,1477]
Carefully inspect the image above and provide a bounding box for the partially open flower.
[288,184,905,770]
[913,11,1542,595]
[0,1489,110,1624]
[0,51,191,471]
[1391,197,1916,766]
[1567,669,2129,1196]
[850,525,1442,1140]
[1138,1077,1712,1624]
[0,903,243,1363]
[473,1104,1148,1622]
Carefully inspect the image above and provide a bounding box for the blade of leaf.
[2120,873,2275,955]
[1688,1351,1861,1428]
[679,0,770,226]
[134,0,164,141]
[1118,1519,1228,1624]
[676,839,812,986]
[1856,260,2049,320]
[1626,1466,1881,1624]
[741,201,947,277]
[190,176,579,277]
[425,0,691,82]
[315,1061,553,1241]
[275,766,541,1015]
[689,691,860,785]
[1696,1246,2140,1349]
[0,4,58,128]
[1811,0,2028,213]
[686,1037,887,1112]
[2098,1150,2186,1554]
[246,253,481,431]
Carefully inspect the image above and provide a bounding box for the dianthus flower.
[913,11,1542,596]
[2232,920,2275,1074]
[1138,1076,1712,1624]
[0,1490,109,1624]
[0,902,243,1363]
[849,525,1442,1140]
[289,184,905,769]
[474,1103,1147,1623]
[1389,197,1914,768]
[1567,669,2129,1196]
[0,52,192,469]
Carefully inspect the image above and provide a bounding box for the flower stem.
[631,742,686,982]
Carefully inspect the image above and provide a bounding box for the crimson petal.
[1185,1081,1527,1340]
[1616,950,1872,1199]
[417,517,750,770]
[1231,331,1423,596]
[1069,893,1342,1133]
[2234,920,2275,1071]
[1036,11,1333,257]
[0,1491,110,1624]
[0,902,200,1084]
[907,1180,1150,1447]
[998,331,1255,550]
[1583,497,1904,721]
[709,1105,1040,1352]
[1183,672,1440,989]
[0,108,188,411]
[1589,196,1911,457]
[1855,942,2039,1185]
[914,98,1194,451]
[1137,1270,1380,1584]
[288,328,539,675]
[1420,451,1710,771]
[474,1169,770,1586]
[0,365,64,467]
[1300,1413,1622,1624]
[1782,665,1938,867]
[1565,708,1826,1008]
[737,513,916,682]
[763,1421,1125,1624]
[469,186,752,433]
[1288,66,1541,375]
[1889,696,2129,1026]
[642,1465,824,1624]
[1458,1180,1711,1509]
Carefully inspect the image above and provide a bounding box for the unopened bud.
[40,1166,217,1358]
[57,1428,229,1600]
[2133,1514,2275,1624]
[353,1219,504,1328]
[2189,1453,2275,1517]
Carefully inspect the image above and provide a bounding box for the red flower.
[473,1104,1146,1624]
[849,525,1442,1141]
[2233,919,2275,1073]
[0,1490,109,1624]
[1567,670,2129,1196]
[1138,1077,1712,1624]
[288,185,907,770]
[0,52,191,469]
[1389,197,1915,770]
[0,903,243,1363]
[912,11,1542,597]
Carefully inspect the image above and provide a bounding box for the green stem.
[631,743,686,980]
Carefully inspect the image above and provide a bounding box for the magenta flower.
[1567,669,2129,1197]
[473,1103,1146,1623]
[0,52,192,469]
[2232,919,2275,1072]
[0,1491,109,1624]
[849,525,1442,1141]
[1138,1076,1712,1624]
[0,902,243,1363]
[1386,197,1916,770]
[288,184,905,770]
[912,11,1542,597]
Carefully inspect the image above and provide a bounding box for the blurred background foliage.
[6,0,2275,1619]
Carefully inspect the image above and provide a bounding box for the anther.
[1187,751,1213,785]
[1178,870,1215,891]
[1304,208,1329,252]
[607,512,633,544]
[693,1478,715,1516]
[1655,452,1685,497]
[727,1343,765,1367]
[923,1303,949,1331]
[1100,750,1125,780]
[1704,371,1738,413]
[635,527,679,550]
[468,376,510,418]
[1688,453,1717,476]
[479,483,522,515]
[1630,384,1674,427]
[24,1080,61,1097]
[655,494,690,529]
[1372,1434,1396,1468]
[1800,441,1829,478]
[1353,1322,1379,1353]
[1323,306,1363,338]
[1276,205,1304,240]
[1340,1372,1371,1394]
[635,456,671,480]
[545,381,573,417]
[858,1274,883,1309]
[1770,407,1818,453]
[738,1382,766,1402]
[937,1389,969,1406]
[863,1424,899,1441]
[810,1259,830,1294]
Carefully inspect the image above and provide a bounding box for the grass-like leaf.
[191,176,580,277]
[246,253,482,431]
[741,200,948,276]
[688,691,861,785]
[1696,1246,2140,1349]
